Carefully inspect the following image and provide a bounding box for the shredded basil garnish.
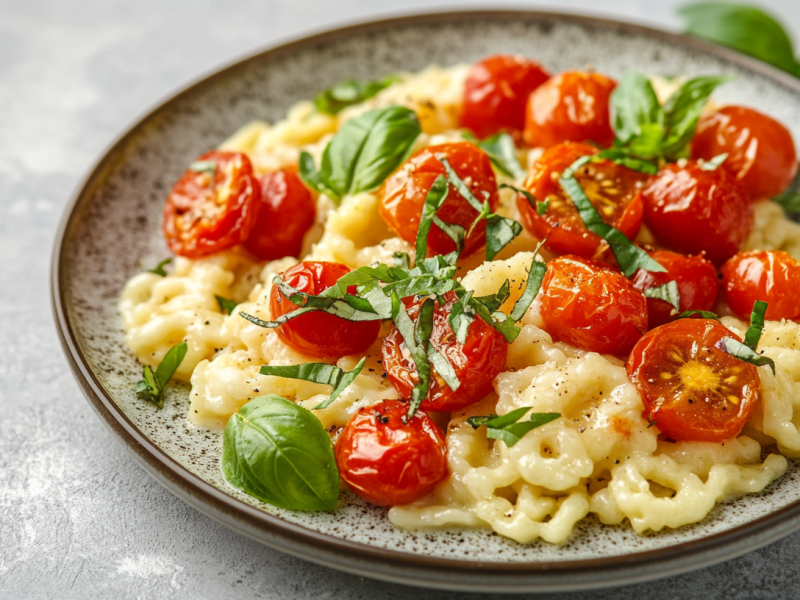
[476,133,527,180]
[259,358,366,410]
[215,295,238,315]
[643,281,681,311]
[134,341,187,409]
[467,407,561,447]
[314,75,401,115]
[718,300,775,374]
[676,310,721,321]
[700,153,729,171]
[148,258,172,277]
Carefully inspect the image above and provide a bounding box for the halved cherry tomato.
[538,255,648,355]
[626,319,761,442]
[243,168,316,261]
[517,142,645,258]
[381,293,508,411]
[461,54,551,139]
[523,71,617,149]
[379,142,498,257]
[270,261,380,357]
[639,161,753,266]
[631,250,719,330]
[335,400,448,506]
[163,150,260,258]
[693,106,798,201]
[721,250,800,321]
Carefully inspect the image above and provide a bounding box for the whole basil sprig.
[299,106,421,203]
[221,395,339,511]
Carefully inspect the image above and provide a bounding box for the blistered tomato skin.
[335,400,448,506]
[721,250,800,321]
[381,294,508,412]
[378,142,498,257]
[523,71,617,149]
[517,142,645,258]
[626,319,761,443]
[693,106,798,201]
[639,161,753,266]
[461,54,551,140]
[539,255,648,355]
[270,261,380,357]
[631,250,719,330]
[163,150,260,258]
[243,169,316,261]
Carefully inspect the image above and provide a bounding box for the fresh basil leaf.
[221,395,339,511]
[679,3,800,77]
[135,341,187,409]
[393,252,411,269]
[610,71,665,145]
[717,337,776,374]
[475,280,510,312]
[537,199,550,215]
[393,296,432,419]
[438,156,484,212]
[147,258,172,277]
[499,183,536,204]
[509,251,548,323]
[485,213,523,261]
[467,407,561,447]
[215,295,238,315]
[415,175,450,261]
[643,281,681,311]
[427,345,460,392]
[314,75,400,115]
[560,156,666,277]
[298,151,338,198]
[626,123,667,160]
[676,310,721,321]
[432,216,466,256]
[467,200,492,239]
[190,160,216,176]
[700,153,729,171]
[259,358,366,410]
[774,190,800,213]
[476,133,526,180]
[595,149,659,175]
[744,300,768,350]
[448,290,475,344]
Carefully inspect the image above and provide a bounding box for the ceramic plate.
[51,9,800,593]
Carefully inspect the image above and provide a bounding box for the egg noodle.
[119,64,800,544]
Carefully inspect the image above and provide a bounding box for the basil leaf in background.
[560,157,666,276]
[700,153,729,171]
[259,358,366,410]
[221,395,339,511]
[476,133,527,180]
[415,175,451,261]
[744,300,768,350]
[595,148,659,175]
[643,281,681,311]
[676,310,721,321]
[298,151,338,198]
[467,407,561,447]
[189,160,216,176]
[148,257,172,277]
[135,341,188,409]
[215,295,238,315]
[314,74,401,115]
[678,3,800,77]
[773,190,800,214]
[610,71,665,145]
[717,337,776,374]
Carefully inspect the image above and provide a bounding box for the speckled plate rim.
[51,8,800,593]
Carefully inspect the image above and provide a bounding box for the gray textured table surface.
[4,1,800,598]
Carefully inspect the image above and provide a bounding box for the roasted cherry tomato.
[381,294,508,411]
[517,142,645,258]
[721,250,800,321]
[523,71,617,149]
[335,400,448,506]
[270,261,380,357]
[631,250,719,330]
[693,106,798,201]
[461,54,551,139]
[243,168,316,261]
[539,255,648,355]
[626,319,761,442]
[163,150,260,258]
[379,142,498,257]
[639,161,753,266]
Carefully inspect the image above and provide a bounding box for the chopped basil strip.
[448,290,476,345]
[537,199,550,215]
[259,358,366,410]
[744,300,768,351]
[475,280,511,312]
[467,200,492,238]
[718,337,776,375]
[560,156,666,277]
[415,175,451,260]
[393,296,433,419]
[476,133,526,180]
[437,156,484,212]
[215,295,238,315]
[221,395,339,511]
[393,252,411,269]
[189,160,216,176]
[509,249,548,322]
[467,407,561,447]
[676,310,721,321]
[134,341,187,409]
[148,257,172,277]
[314,75,400,115]
[700,153,729,171]
[643,281,680,311]
[427,345,460,392]
[299,106,421,202]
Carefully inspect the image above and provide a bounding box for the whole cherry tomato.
[693,106,798,201]
[721,250,800,321]
[631,250,719,330]
[381,293,508,412]
[538,255,648,355]
[163,150,260,258]
[517,142,645,258]
[335,400,448,506]
[523,71,617,149]
[639,161,753,266]
[270,261,380,357]
[379,142,498,258]
[461,54,551,140]
[626,318,761,443]
[243,169,316,261]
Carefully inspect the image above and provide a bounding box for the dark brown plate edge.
[50,7,800,593]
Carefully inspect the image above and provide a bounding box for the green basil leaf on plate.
[314,75,401,115]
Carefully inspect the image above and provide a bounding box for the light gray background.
[4,1,800,598]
